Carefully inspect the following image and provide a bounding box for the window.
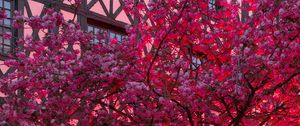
[0,0,12,54]
[87,24,126,44]
[86,17,127,44]
[208,0,216,10]
[192,56,202,69]
[208,0,223,10]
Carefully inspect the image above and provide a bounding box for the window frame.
[0,0,15,56]
[87,18,127,44]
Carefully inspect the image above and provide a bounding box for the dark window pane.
[116,34,121,42]
[4,28,10,33]
[4,39,10,45]
[0,0,3,7]
[4,0,10,9]
[87,26,93,32]
[109,32,115,39]
[3,45,10,53]
[208,0,215,10]
[4,19,10,26]
[5,10,11,18]
[94,28,99,34]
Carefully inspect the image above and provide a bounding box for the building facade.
[0,0,141,76]
[0,0,248,76]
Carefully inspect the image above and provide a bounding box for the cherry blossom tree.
[0,0,299,125]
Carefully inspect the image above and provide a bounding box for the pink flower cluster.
[0,0,299,125]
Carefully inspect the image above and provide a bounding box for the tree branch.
[98,100,137,124]
[146,0,189,85]
[265,71,300,95]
